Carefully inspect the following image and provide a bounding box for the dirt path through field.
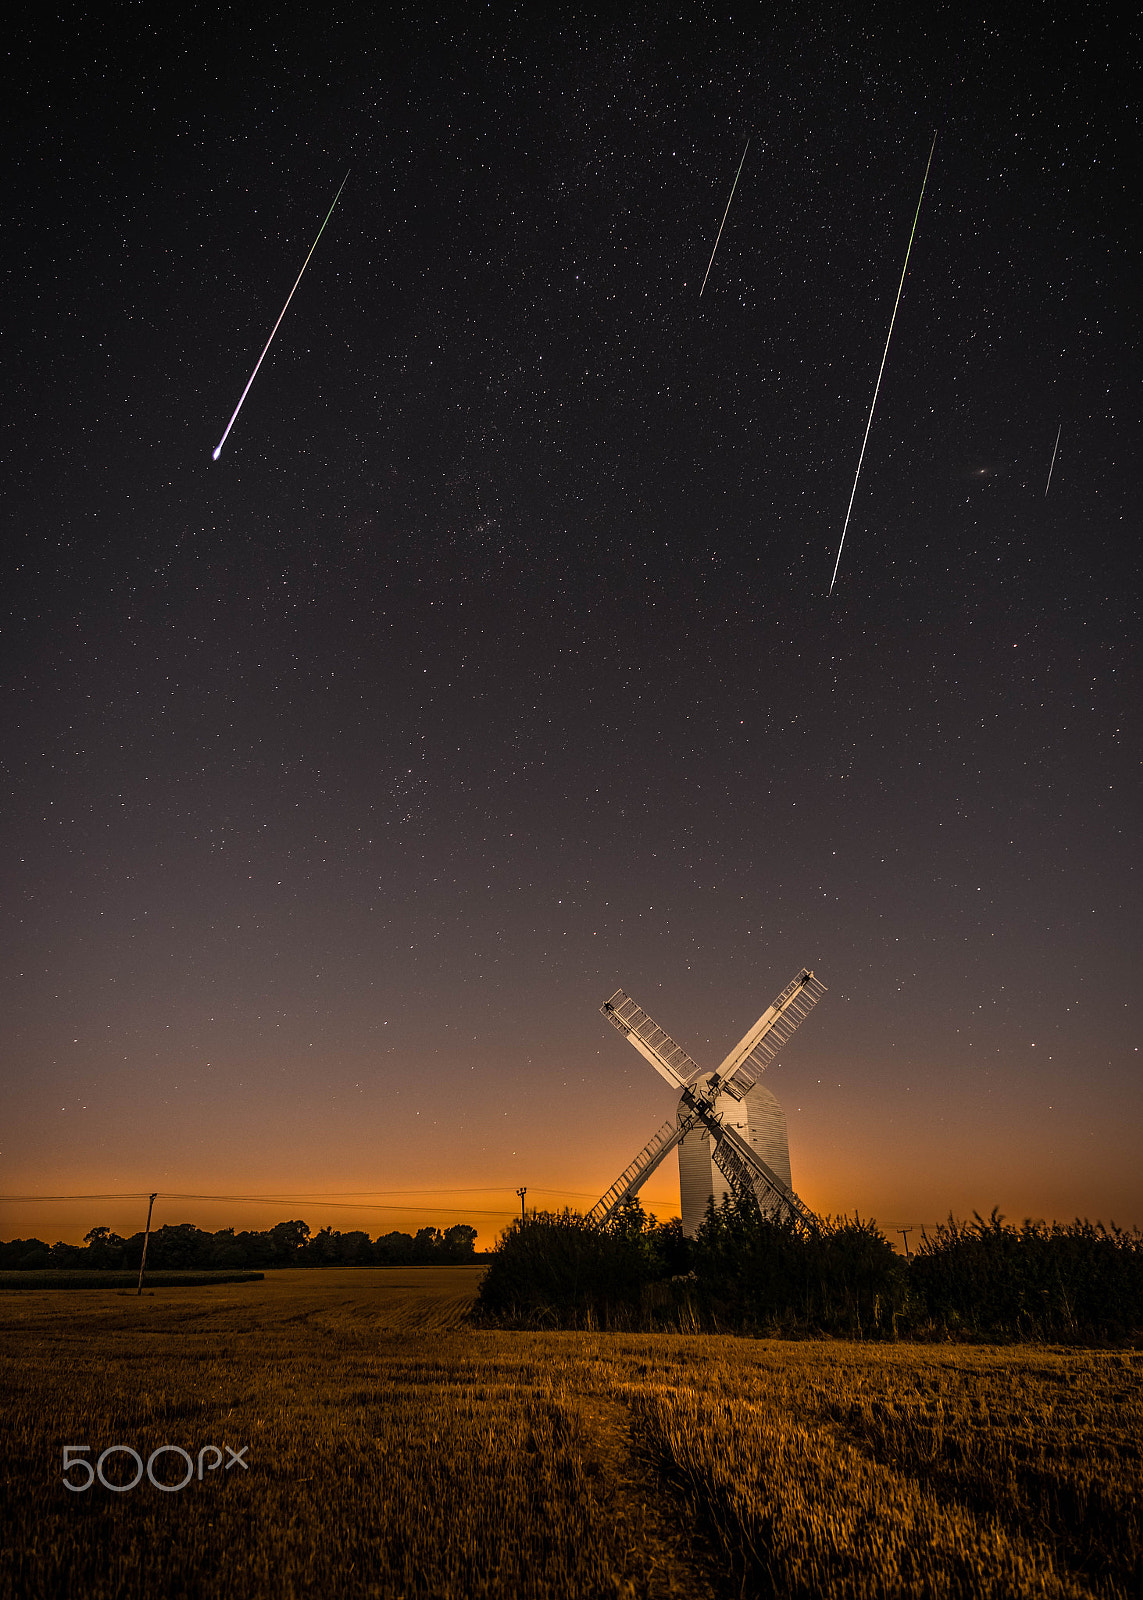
[548,1374,721,1600]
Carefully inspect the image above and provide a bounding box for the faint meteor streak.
[699,139,750,297]
[1044,423,1062,496]
[828,133,937,595]
[212,170,350,461]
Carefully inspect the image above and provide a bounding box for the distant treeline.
[476,1199,1143,1344]
[0,1219,478,1272]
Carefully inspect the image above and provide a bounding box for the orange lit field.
[1,1268,1139,1599]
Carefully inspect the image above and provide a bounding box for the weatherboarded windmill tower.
[590,969,826,1236]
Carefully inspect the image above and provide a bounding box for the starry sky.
[3,4,1139,1249]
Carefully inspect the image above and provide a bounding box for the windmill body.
[590,969,824,1233]
[677,1076,791,1236]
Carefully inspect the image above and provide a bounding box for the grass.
[1,1268,1139,1598]
[632,1346,1143,1599]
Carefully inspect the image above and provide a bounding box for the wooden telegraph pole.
[137,1193,157,1295]
[516,1186,527,1221]
[896,1227,912,1260]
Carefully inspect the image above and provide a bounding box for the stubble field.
[1,1267,1140,1599]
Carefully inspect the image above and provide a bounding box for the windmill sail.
[586,1117,689,1226]
[715,969,827,1098]
[707,1117,817,1231]
[599,991,703,1088]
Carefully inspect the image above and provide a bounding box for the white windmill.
[589,969,827,1235]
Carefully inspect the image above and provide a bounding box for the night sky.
[3,5,1139,1249]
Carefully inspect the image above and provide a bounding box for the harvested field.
[1,1268,1139,1598]
[0,1270,264,1290]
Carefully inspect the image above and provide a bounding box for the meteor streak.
[828,133,937,595]
[699,138,750,298]
[1044,423,1062,496]
[212,169,350,461]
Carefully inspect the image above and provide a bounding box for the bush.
[909,1210,1143,1342]
[477,1196,911,1337]
[476,1199,1142,1343]
[692,1195,906,1336]
[475,1201,685,1327]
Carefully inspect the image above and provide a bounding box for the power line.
[0,1188,680,1220]
[5,1192,935,1223]
[0,1193,155,1202]
[0,1197,513,1219]
[0,1190,497,1202]
[0,1186,679,1206]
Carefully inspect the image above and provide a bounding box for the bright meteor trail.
[828,133,937,595]
[699,138,750,297]
[212,170,350,461]
[1044,423,1062,496]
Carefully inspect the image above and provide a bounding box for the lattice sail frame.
[585,1117,689,1227]
[715,969,829,1099]
[598,991,703,1088]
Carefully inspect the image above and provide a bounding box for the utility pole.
[896,1227,912,1260]
[137,1193,157,1295]
[516,1186,527,1221]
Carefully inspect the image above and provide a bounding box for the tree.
[48,1239,86,1268]
[269,1220,311,1261]
[335,1230,373,1265]
[442,1224,478,1261]
[413,1227,444,1262]
[83,1226,127,1268]
[147,1222,212,1270]
[375,1231,414,1264]
[0,1239,51,1269]
[207,1228,246,1268]
[307,1225,341,1265]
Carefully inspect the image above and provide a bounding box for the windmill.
[589,968,827,1235]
